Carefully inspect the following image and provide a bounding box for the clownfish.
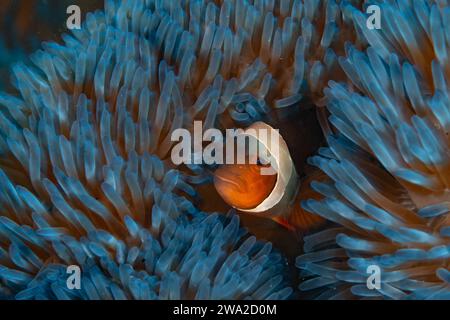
[213,122,325,232]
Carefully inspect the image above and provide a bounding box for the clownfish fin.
[288,201,326,231]
[271,216,297,232]
[286,169,328,231]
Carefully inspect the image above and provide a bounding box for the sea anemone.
[3,0,448,301]
[297,0,450,299]
[0,0,300,300]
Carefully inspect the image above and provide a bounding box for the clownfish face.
[213,161,326,232]
[213,163,278,210]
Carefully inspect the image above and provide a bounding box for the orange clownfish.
[213,122,325,232]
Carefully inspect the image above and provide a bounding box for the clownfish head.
[213,122,325,231]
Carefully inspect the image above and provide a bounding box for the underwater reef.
[0,0,449,300]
